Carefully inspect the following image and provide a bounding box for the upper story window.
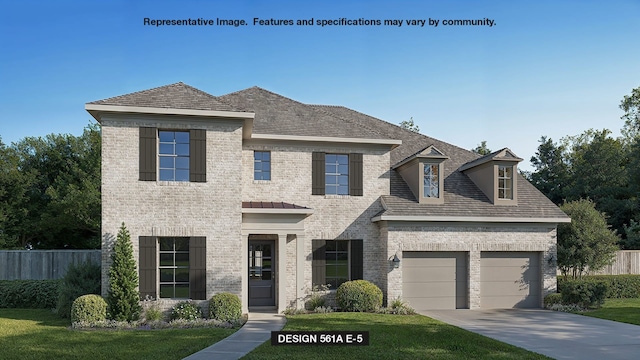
[311,152,362,196]
[159,131,190,181]
[325,154,349,195]
[423,164,439,198]
[498,165,513,199]
[254,151,271,180]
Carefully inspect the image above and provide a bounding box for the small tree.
[557,199,619,279]
[399,117,420,133]
[107,223,141,321]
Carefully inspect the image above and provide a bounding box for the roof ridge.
[87,82,185,104]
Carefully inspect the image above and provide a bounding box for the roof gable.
[459,148,524,172]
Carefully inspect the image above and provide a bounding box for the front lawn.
[0,309,236,360]
[243,313,550,359]
[578,298,640,325]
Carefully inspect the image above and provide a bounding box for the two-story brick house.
[86,82,569,313]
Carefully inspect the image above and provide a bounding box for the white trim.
[242,208,314,215]
[250,133,402,146]
[85,104,255,119]
[371,215,571,223]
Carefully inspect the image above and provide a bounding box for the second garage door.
[402,252,468,310]
[480,252,541,308]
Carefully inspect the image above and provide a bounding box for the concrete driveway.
[420,309,640,360]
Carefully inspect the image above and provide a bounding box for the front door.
[248,240,276,306]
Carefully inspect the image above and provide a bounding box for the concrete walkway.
[183,312,286,360]
[421,309,640,360]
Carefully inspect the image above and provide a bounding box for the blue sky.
[1,0,639,171]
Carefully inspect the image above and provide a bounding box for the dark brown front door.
[248,240,275,306]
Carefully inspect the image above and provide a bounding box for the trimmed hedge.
[0,280,60,308]
[336,280,383,312]
[56,261,101,318]
[209,292,242,322]
[558,275,640,298]
[543,293,563,308]
[559,280,607,309]
[71,294,107,323]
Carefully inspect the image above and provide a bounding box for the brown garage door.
[480,252,541,308]
[402,252,468,310]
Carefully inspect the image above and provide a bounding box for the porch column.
[241,234,249,313]
[278,233,287,313]
[296,233,305,309]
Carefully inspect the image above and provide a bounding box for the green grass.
[0,309,236,360]
[243,313,550,359]
[578,298,640,325]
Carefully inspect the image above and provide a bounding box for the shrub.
[560,280,608,309]
[56,261,101,318]
[144,304,164,321]
[171,301,202,321]
[336,280,383,312]
[0,280,60,308]
[107,223,142,321]
[305,284,330,311]
[388,297,417,315]
[559,275,640,298]
[71,294,107,323]
[209,292,242,322]
[543,293,563,309]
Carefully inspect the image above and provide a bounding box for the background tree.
[557,199,619,279]
[0,124,100,249]
[620,86,640,140]
[471,141,492,156]
[107,223,142,322]
[399,117,420,133]
[621,220,640,250]
[527,136,570,205]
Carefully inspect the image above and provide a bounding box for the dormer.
[459,148,523,206]
[392,145,449,204]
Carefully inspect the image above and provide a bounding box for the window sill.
[324,195,351,199]
[253,180,271,184]
[157,181,193,187]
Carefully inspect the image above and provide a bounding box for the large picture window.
[325,154,349,195]
[159,131,190,181]
[159,237,190,298]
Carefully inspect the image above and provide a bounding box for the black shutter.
[189,237,207,300]
[189,129,206,182]
[349,153,363,196]
[139,127,157,181]
[312,239,326,286]
[312,152,325,195]
[139,236,157,299]
[350,240,363,280]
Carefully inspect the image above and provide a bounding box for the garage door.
[480,252,541,308]
[402,252,467,310]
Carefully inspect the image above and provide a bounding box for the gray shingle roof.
[315,105,568,220]
[217,87,390,139]
[88,82,239,112]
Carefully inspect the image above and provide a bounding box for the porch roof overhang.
[242,201,314,215]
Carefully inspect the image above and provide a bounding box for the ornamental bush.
[171,301,202,321]
[336,280,383,312]
[56,261,101,318]
[209,293,242,322]
[71,294,107,323]
[559,280,608,309]
[107,223,142,321]
[543,293,563,309]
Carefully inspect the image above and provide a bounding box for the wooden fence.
[589,250,640,275]
[0,250,101,280]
